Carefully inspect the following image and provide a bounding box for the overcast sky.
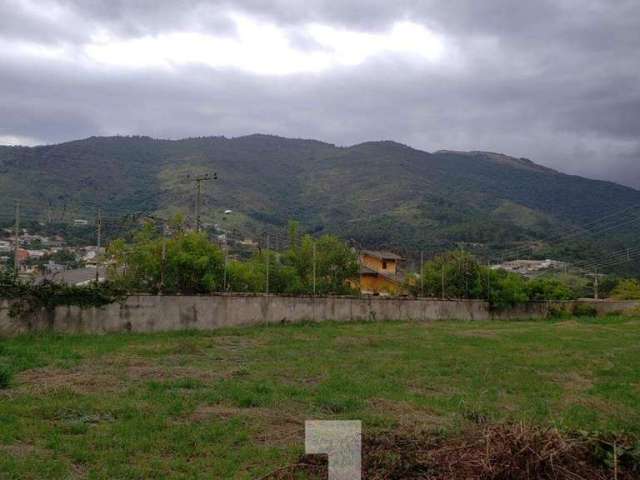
[1,0,639,188]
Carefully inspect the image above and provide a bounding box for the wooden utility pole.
[441,264,445,300]
[95,209,102,282]
[189,172,217,233]
[13,201,20,276]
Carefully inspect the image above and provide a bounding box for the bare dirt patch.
[262,424,639,479]
[367,398,449,430]
[189,404,243,422]
[17,366,120,395]
[554,320,580,328]
[189,404,304,447]
[0,443,49,458]
[123,361,218,382]
[552,371,594,392]
[453,329,499,338]
[333,336,385,348]
[16,354,226,394]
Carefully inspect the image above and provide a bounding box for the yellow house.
[356,250,406,295]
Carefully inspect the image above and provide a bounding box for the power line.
[496,204,640,258]
[574,246,640,270]
[499,214,640,260]
[578,250,640,272]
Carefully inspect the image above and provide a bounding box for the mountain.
[1,134,639,267]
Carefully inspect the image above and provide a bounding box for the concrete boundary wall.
[0,295,638,336]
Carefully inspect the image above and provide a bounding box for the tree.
[164,233,224,293]
[526,277,576,301]
[108,227,224,294]
[313,235,358,294]
[227,251,301,294]
[487,269,529,308]
[280,222,358,295]
[411,249,588,307]
[610,279,640,300]
[418,250,485,299]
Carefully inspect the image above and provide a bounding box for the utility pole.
[160,223,168,294]
[189,172,217,233]
[587,269,604,300]
[223,240,228,292]
[13,201,20,277]
[313,242,317,296]
[441,264,445,300]
[420,251,424,297]
[95,209,102,282]
[265,234,270,296]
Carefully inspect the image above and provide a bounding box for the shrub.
[610,279,640,300]
[1,272,125,318]
[548,303,572,318]
[527,277,577,301]
[573,303,598,317]
[487,269,529,309]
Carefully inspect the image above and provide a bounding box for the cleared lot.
[1,316,639,478]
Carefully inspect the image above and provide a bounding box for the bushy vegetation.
[0,270,125,317]
[408,250,580,308]
[611,279,640,300]
[107,221,358,295]
[108,222,224,294]
[0,364,12,389]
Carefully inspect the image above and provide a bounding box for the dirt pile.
[263,424,639,479]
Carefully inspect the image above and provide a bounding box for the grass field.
[1,316,639,479]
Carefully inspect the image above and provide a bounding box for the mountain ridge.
[1,134,638,266]
[2,133,636,192]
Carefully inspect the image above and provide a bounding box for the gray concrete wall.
[1,295,638,336]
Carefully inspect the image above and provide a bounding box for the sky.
[1,0,639,188]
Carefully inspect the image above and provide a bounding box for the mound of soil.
[262,424,639,479]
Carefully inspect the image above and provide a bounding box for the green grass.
[1,316,639,479]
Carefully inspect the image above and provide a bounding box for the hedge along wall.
[0,295,638,336]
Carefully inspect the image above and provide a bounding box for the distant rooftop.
[36,267,103,286]
[361,250,403,260]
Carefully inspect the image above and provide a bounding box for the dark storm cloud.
[0,0,638,188]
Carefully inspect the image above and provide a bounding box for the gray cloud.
[0,0,638,188]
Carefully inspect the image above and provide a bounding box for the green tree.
[108,227,224,294]
[526,276,576,301]
[164,233,224,293]
[487,269,529,308]
[610,279,640,300]
[108,220,357,296]
[418,250,485,299]
[313,235,358,294]
[227,251,301,294]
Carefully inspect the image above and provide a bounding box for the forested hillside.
[1,134,639,270]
